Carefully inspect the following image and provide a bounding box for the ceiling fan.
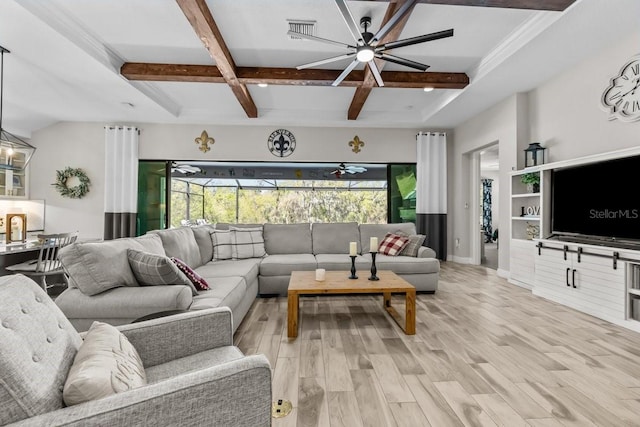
[331,162,367,178]
[288,0,454,87]
[171,162,203,176]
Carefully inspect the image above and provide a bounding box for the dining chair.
[5,231,79,294]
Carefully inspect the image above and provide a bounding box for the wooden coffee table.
[287,270,416,338]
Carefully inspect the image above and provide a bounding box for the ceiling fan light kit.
[289,0,454,88]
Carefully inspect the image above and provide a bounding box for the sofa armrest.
[9,355,272,427]
[116,307,233,368]
[55,285,193,321]
[417,246,437,259]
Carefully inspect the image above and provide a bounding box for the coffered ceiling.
[1,0,638,137]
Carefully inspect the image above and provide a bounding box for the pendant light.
[0,45,36,171]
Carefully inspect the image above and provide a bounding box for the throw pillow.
[63,321,147,406]
[395,231,427,257]
[127,249,198,296]
[230,226,267,259]
[171,257,210,291]
[378,232,410,256]
[211,230,233,261]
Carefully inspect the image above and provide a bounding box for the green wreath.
[53,167,91,199]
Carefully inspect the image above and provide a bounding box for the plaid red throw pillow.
[377,233,410,256]
[171,257,210,291]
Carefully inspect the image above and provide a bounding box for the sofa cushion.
[148,227,202,269]
[189,276,247,312]
[263,223,312,254]
[191,224,216,265]
[127,249,198,296]
[315,254,370,271]
[359,223,417,253]
[378,232,410,256]
[230,226,266,259]
[259,254,317,276]
[361,253,440,274]
[211,230,233,261]
[58,234,165,296]
[63,321,147,406]
[312,222,360,254]
[195,259,261,284]
[172,257,210,291]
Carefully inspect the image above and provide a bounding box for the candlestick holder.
[369,251,379,281]
[349,255,358,279]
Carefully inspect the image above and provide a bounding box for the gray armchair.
[0,274,272,427]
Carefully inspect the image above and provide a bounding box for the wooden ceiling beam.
[121,63,225,83]
[348,0,576,12]
[176,0,257,118]
[349,0,415,120]
[121,63,469,89]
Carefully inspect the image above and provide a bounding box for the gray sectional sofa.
[55,222,439,332]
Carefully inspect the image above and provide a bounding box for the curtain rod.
[104,126,140,134]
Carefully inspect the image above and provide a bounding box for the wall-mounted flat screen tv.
[551,154,640,244]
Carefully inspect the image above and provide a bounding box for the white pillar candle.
[349,241,357,256]
[315,268,326,281]
[370,237,378,252]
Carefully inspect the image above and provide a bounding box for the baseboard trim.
[496,269,509,279]
[446,255,473,264]
[508,278,533,290]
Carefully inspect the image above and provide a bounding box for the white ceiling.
[0,0,639,137]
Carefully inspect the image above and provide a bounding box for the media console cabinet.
[509,146,640,333]
[532,239,640,332]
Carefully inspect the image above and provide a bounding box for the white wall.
[28,123,420,239]
[452,29,640,273]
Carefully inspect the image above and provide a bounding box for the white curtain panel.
[104,126,139,239]
[416,131,447,259]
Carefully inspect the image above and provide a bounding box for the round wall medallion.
[267,129,296,157]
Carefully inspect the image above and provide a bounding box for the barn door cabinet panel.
[533,241,627,323]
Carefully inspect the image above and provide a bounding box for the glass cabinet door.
[0,149,28,198]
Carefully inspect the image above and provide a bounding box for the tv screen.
[551,155,640,242]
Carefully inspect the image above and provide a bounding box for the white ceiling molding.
[15,0,181,117]
[419,11,561,123]
[15,0,124,72]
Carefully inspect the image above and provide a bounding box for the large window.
[168,162,389,225]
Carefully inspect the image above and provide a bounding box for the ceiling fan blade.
[334,0,365,45]
[367,60,385,87]
[296,53,356,70]
[332,59,360,87]
[378,53,430,71]
[372,0,418,44]
[287,31,356,49]
[377,29,454,51]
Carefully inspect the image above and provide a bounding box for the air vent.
[287,20,316,40]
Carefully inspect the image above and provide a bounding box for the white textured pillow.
[211,230,233,260]
[63,322,147,406]
[230,226,266,259]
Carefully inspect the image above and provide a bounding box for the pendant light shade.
[0,46,36,171]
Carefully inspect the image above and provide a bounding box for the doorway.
[479,145,499,270]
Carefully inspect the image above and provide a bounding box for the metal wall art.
[349,135,365,153]
[195,130,215,153]
[267,129,296,157]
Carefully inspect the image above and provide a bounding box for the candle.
[349,241,357,256]
[370,237,378,252]
[315,268,326,281]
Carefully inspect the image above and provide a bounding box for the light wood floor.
[233,262,640,427]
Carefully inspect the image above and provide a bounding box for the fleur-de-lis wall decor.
[195,130,215,153]
[349,135,365,153]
